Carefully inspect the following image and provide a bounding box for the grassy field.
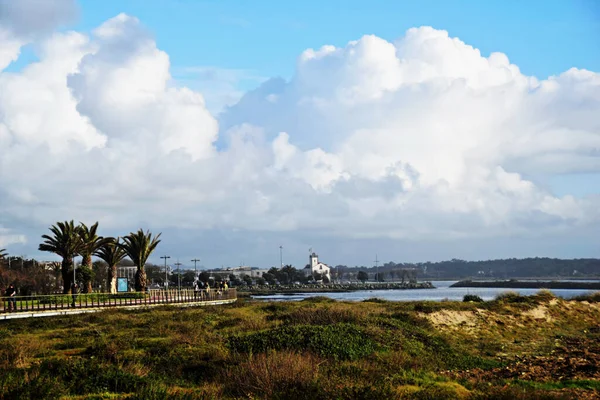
[1,291,600,399]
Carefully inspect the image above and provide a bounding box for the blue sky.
[67,0,599,82]
[1,0,599,266]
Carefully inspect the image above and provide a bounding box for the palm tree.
[0,248,7,269]
[39,221,82,294]
[95,237,126,294]
[120,229,161,292]
[77,222,107,293]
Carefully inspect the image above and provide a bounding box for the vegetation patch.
[228,323,378,360]
[1,295,600,399]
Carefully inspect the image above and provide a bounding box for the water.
[251,281,597,302]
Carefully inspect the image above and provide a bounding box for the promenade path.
[1,288,237,320]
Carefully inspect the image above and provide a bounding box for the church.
[304,251,331,281]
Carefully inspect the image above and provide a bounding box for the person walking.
[5,284,16,312]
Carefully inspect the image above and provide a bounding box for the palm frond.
[120,229,161,270]
[78,221,108,259]
[38,220,82,259]
[95,237,127,266]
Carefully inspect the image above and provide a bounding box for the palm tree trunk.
[62,258,73,294]
[135,268,147,292]
[83,255,93,293]
[108,264,117,294]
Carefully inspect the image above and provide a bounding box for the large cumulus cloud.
[0,9,598,260]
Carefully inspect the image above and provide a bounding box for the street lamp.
[279,245,283,269]
[174,261,182,292]
[191,258,200,282]
[160,255,170,289]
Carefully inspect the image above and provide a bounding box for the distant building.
[209,266,269,280]
[117,266,137,280]
[304,252,331,281]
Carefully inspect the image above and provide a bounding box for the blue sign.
[117,278,128,292]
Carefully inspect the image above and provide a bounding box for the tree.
[279,265,293,284]
[262,272,276,285]
[357,271,368,283]
[77,222,107,293]
[0,249,7,259]
[146,265,164,286]
[198,271,211,283]
[95,237,126,294]
[182,271,196,286]
[92,261,108,292]
[389,270,396,282]
[120,229,161,292]
[39,221,82,293]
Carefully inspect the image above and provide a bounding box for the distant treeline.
[334,258,600,279]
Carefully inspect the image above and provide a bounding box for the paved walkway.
[0,297,237,320]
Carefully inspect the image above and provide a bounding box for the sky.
[0,0,599,270]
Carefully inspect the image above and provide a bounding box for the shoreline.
[239,282,435,296]
[451,280,600,290]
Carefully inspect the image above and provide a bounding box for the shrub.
[363,297,388,303]
[280,306,362,325]
[495,291,529,303]
[228,323,378,360]
[38,358,144,394]
[225,351,320,398]
[463,294,484,303]
[573,291,600,302]
[302,296,336,303]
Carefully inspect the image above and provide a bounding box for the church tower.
[310,252,319,271]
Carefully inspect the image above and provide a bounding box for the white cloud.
[0,11,598,261]
[0,226,27,248]
[0,0,78,70]
[172,66,267,115]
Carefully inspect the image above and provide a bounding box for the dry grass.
[0,334,49,368]
[226,350,321,398]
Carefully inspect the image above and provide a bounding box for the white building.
[213,266,269,279]
[117,266,137,280]
[304,252,331,281]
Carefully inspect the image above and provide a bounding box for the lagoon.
[252,280,597,302]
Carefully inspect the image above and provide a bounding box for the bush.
[226,351,320,398]
[495,291,529,303]
[280,306,362,325]
[228,323,378,360]
[38,358,144,394]
[463,294,484,303]
[573,291,600,302]
[302,296,335,303]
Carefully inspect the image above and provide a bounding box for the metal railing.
[1,288,237,314]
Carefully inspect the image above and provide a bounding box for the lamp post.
[174,261,182,292]
[279,245,283,269]
[160,255,170,289]
[191,258,200,282]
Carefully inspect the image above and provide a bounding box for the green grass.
[0,295,598,399]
